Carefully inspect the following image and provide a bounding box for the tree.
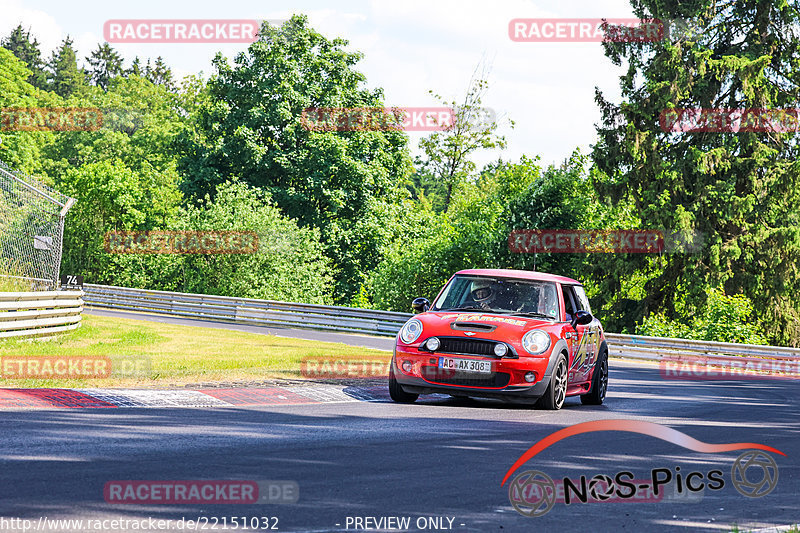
[1,24,47,89]
[416,64,512,212]
[47,36,86,98]
[128,57,143,76]
[145,57,174,89]
[182,15,414,302]
[178,180,334,303]
[592,1,800,344]
[0,47,57,173]
[85,43,123,90]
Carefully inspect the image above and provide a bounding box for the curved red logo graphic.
[501,419,785,486]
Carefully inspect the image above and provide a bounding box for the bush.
[636,288,767,344]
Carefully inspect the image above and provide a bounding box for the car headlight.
[521,330,551,355]
[399,318,423,344]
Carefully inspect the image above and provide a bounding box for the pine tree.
[128,57,143,76]
[1,24,48,89]
[145,56,174,89]
[47,36,86,98]
[85,42,123,90]
[592,1,800,344]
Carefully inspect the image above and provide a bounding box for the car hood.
[420,311,554,337]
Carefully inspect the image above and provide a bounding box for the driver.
[471,280,496,311]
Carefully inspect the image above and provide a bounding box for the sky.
[0,0,638,167]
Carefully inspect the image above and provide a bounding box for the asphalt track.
[0,309,797,532]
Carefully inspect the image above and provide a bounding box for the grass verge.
[0,314,391,388]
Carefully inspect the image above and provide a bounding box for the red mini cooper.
[390,269,608,409]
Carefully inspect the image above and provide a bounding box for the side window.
[573,286,592,313]
[561,285,576,320]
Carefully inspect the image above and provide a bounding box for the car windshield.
[432,275,559,319]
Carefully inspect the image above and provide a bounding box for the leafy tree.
[57,159,182,284]
[47,36,86,98]
[637,288,767,345]
[178,180,334,303]
[183,15,414,302]
[85,43,123,90]
[592,1,800,344]
[1,24,48,89]
[416,67,512,212]
[43,74,187,181]
[0,48,59,173]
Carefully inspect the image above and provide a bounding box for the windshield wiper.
[438,306,486,312]
[508,312,555,320]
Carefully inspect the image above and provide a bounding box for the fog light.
[524,371,537,383]
[402,361,413,373]
[426,337,440,351]
[494,343,508,357]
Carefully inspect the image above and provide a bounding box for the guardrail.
[605,332,800,375]
[82,284,800,372]
[0,290,84,339]
[83,284,410,337]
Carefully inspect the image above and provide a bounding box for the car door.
[569,285,600,382]
[563,285,597,383]
[561,284,584,381]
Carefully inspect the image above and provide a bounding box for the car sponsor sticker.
[440,314,526,326]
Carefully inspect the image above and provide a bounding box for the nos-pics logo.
[502,420,782,518]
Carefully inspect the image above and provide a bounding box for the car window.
[561,285,577,320]
[432,275,559,318]
[573,285,592,313]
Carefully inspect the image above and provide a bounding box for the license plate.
[438,357,492,374]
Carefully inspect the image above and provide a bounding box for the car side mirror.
[411,297,430,314]
[571,309,593,330]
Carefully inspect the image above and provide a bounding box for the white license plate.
[438,357,492,374]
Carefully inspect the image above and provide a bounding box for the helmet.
[471,280,495,303]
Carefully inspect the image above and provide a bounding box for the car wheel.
[389,364,418,403]
[581,350,608,405]
[537,352,568,410]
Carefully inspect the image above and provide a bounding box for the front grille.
[437,338,497,356]
[421,365,511,388]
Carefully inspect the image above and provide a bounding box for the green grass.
[0,274,35,291]
[0,313,391,388]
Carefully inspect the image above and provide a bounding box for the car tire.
[536,352,568,410]
[389,364,418,403]
[581,350,608,405]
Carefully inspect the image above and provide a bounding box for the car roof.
[454,269,580,285]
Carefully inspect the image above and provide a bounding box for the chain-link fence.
[0,159,75,290]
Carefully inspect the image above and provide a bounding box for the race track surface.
[0,355,797,532]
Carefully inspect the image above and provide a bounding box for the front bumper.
[393,345,554,403]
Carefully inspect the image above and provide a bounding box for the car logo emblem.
[464,331,476,336]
